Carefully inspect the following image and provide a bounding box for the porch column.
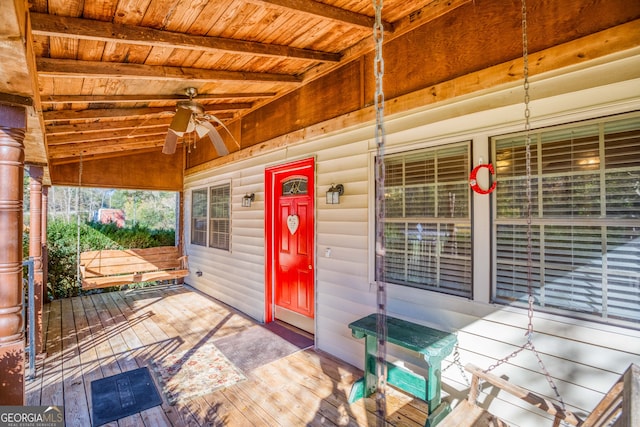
[41,186,49,300]
[0,103,26,405]
[29,166,44,354]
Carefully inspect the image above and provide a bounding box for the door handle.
[308,265,312,270]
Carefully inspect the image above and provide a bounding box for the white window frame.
[491,111,640,325]
[208,183,231,251]
[374,141,473,298]
[190,187,208,246]
[189,182,232,250]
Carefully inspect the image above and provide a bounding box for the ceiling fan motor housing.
[176,100,205,115]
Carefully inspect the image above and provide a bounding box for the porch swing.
[74,155,189,291]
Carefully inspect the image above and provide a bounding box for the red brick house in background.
[98,208,125,228]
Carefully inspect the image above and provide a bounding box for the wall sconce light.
[326,184,344,204]
[242,193,255,207]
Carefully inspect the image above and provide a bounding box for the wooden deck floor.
[25,285,430,426]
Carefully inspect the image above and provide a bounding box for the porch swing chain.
[76,153,83,288]
[373,0,388,425]
[480,0,567,414]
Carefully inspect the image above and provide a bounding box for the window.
[191,189,208,246]
[379,142,472,297]
[209,184,230,250]
[493,114,640,323]
[282,177,308,195]
[190,184,231,249]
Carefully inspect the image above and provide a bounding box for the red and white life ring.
[469,163,497,195]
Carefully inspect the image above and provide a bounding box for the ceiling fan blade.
[205,114,241,149]
[162,130,178,154]
[169,106,192,133]
[197,120,229,156]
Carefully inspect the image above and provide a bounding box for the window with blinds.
[493,113,640,324]
[379,142,472,297]
[191,188,208,246]
[209,184,231,250]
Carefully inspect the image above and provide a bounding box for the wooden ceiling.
[26,0,468,166]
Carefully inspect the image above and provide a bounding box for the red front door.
[276,190,313,317]
[265,158,315,321]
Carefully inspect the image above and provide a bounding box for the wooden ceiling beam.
[36,58,303,83]
[44,113,234,134]
[48,135,211,161]
[46,117,173,135]
[47,126,169,145]
[250,0,393,31]
[0,92,33,107]
[43,107,174,122]
[41,92,277,105]
[47,135,167,159]
[30,13,341,63]
[43,104,250,122]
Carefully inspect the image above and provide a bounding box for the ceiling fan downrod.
[176,87,204,115]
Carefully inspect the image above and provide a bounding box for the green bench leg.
[347,335,451,426]
[348,333,378,403]
[348,377,365,403]
[425,402,451,427]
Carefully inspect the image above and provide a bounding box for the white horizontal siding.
[182,55,640,426]
[184,157,270,322]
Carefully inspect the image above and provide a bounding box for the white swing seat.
[439,362,639,427]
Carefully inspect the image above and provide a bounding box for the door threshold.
[272,319,314,341]
[275,306,314,335]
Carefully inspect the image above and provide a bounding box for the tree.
[45,186,177,230]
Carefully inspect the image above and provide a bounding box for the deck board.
[25,290,49,406]
[26,285,430,426]
[62,297,92,427]
[39,298,64,407]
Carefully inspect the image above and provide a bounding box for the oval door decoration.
[287,214,300,235]
[469,163,497,195]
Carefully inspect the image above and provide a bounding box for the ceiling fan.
[162,87,238,156]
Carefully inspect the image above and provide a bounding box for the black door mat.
[91,366,162,426]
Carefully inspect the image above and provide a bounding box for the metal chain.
[483,0,534,376]
[484,2,567,419]
[522,0,534,342]
[442,340,471,387]
[373,0,387,425]
[76,153,83,288]
[523,2,566,410]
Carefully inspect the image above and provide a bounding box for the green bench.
[348,314,457,426]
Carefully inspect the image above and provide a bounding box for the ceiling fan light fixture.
[186,117,196,134]
[195,122,209,139]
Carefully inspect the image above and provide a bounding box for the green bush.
[37,219,175,300]
[86,221,175,249]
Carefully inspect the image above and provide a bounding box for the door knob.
[308,265,312,269]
